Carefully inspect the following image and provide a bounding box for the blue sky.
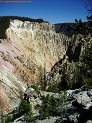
[0,0,87,24]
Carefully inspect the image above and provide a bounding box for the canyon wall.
[0,20,70,113]
[6,20,71,85]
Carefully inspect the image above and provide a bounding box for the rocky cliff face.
[6,20,69,79]
[12,86,92,123]
[0,19,71,114]
[0,39,26,114]
[45,34,83,91]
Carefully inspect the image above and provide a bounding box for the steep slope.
[45,34,83,91]
[0,19,69,114]
[6,20,69,84]
[0,39,26,114]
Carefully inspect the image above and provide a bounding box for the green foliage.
[47,63,70,92]
[81,40,92,68]
[2,99,33,123]
[71,18,92,35]
[71,37,92,89]
[38,93,67,119]
[5,116,12,123]
[0,17,10,39]
[39,94,58,119]
[70,64,84,89]
[79,38,92,88]
[31,84,39,90]
[70,14,92,89]
[19,99,33,116]
[40,72,47,91]
[59,63,70,90]
[47,82,60,93]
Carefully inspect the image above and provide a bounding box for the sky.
[0,0,88,24]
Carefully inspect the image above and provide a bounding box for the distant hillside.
[0,16,47,39]
[54,23,74,35]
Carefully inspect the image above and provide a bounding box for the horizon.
[0,0,88,24]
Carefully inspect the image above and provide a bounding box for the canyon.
[0,18,92,123]
[0,19,71,114]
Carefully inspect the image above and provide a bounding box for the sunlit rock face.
[0,19,69,113]
[0,39,26,114]
[6,20,69,83]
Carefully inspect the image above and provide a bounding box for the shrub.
[39,94,57,119]
[19,99,33,116]
[11,99,33,122]
[5,116,12,123]
[38,93,68,119]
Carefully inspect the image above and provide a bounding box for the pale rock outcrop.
[6,20,69,81]
[12,86,92,123]
[0,39,27,115]
[0,19,69,114]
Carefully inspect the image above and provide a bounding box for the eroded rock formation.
[12,86,92,123]
[0,19,70,114]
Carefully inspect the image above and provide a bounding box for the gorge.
[0,17,92,123]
